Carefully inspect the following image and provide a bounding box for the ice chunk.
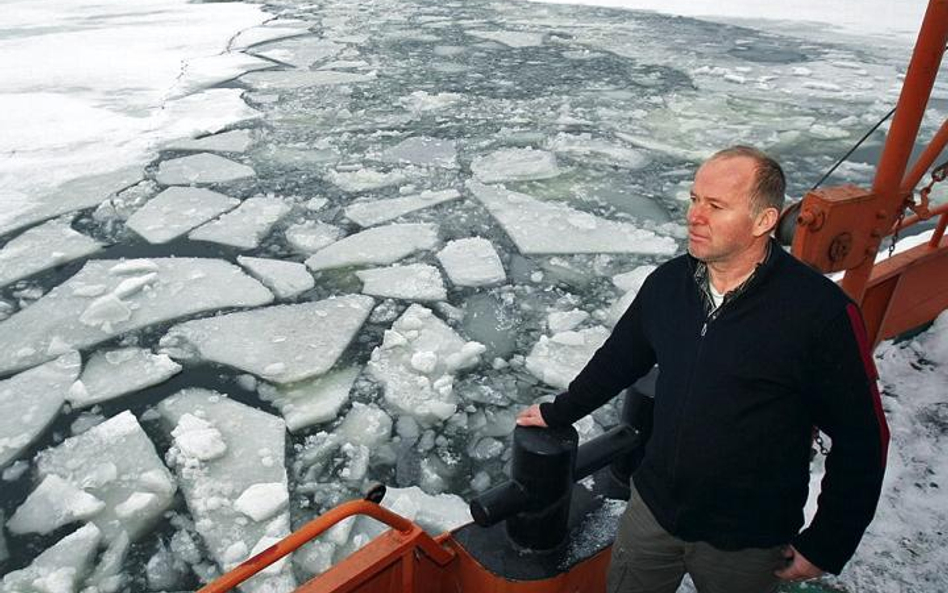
[0,166,141,237]
[550,133,649,169]
[234,483,289,522]
[237,256,315,299]
[285,221,343,254]
[548,309,589,333]
[356,264,446,301]
[155,153,255,186]
[126,187,240,244]
[399,90,462,114]
[161,295,374,384]
[325,167,407,193]
[0,258,272,375]
[467,30,544,48]
[368,305,485,424]
[0,352,80,468]
[172,414,227,461]
[471,148,560,183]
[7,474,106,535]
[525,327,610,389]
[189,196,291,249]
[0,523,101,593]
[257,366,359,432]
[0,219,105,289]
[436,238,506,287]
[468,181,677,256]
[380,137,458,168]
[84,529,130,593]
[305,223,439,271]
[67,348,181,408]
[250,37,342,69]
[35,411,176,542]
[164,129,254,154]
[607,265,657,327]
[230,23,312,51]
[241,70,376,89]
[337,403,392,448]
[344,189,460,227]
[382,486,472,534]
[158,389,295,593]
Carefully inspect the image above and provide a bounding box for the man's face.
[687,156,768,264]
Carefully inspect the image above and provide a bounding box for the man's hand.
[775,545,824,582]
[516,404,548,427]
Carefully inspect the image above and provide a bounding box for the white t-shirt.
[709,281,725,310]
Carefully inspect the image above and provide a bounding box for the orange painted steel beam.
[196,500,454,593]
[841,0,948,303]
[895,201,948,232]
[861,234,948,344]
[898,118,948,200]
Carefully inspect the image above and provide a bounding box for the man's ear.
[754,207,779,237]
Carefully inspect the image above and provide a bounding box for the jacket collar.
[690,239,779,313]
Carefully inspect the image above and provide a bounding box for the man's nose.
[687,203,704,225]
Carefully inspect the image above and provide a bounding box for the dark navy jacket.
[541,243,889,574]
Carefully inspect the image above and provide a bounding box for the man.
[517,146,889,593]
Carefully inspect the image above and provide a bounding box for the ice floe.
[155,153,256,186]
[257,366,359,432]
[398,90,462,114]
[125,187,239,244]
[230,22,312,50]
[344,189,460,227]
[305,223,439,271]
[0,218,105,289]
[607,264,657,327]
[241,70,376,90]
[436,238,506,287]
[35,410,176,542]
[164,130,254,154]
[0,523,102,593]
[368,305,485,424]
[7,474,106,535]
[158,389,295,593]
[550,133,650,169]
[525,326,610,390]
[237,256,315,299]
[324,167,407,193]
[356,264,447,301]
[189,196,291,249]
[0,352,80,468]
[547,309,590,333]
[285,221,343,254]
[380,137,458,168]
[249,37,343,69]
[0,258,273,375]
[466,30,544,48]
[0,166,141,238]
[160,295,374,384]
[471,147,560,183]
[467,181,677,255]
[67,348,182,409]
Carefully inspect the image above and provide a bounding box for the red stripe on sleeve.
[845,303,890,467]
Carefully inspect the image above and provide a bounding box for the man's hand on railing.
[516,404,548,428]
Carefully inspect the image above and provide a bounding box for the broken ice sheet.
[249,37,343,69]
[67,348,182,409]
[241,69,376,90]
[607,264,657,327]
[159,389,295,593]
[0,523,102,593]
[379,137,458,168]
[161,295,374,384]
[324,167,408,193]
[550,133,650,169]
[285,221,343,254]
[0,218,106,289]
[0,258,273,375]
[125,186,239,244]
[230,22,312,50]
[471,147,560,183]
[7,474,106,535]
[356,264,447,301]
[466,29,544,48]
[305,223,439,271]
[467,180,677,256]
[155,153,256,186]
[35,410,176,542]
[525,327,610,390]
[237,256,315,300]
[344,189,460,227]
[0,352,80,468]
[189,196,291,249]
[436,238,506,287]
[258,366,359,432]
[163,129,254,154]
[368,304,485,424]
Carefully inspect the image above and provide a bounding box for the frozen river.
[1,0,946,592]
